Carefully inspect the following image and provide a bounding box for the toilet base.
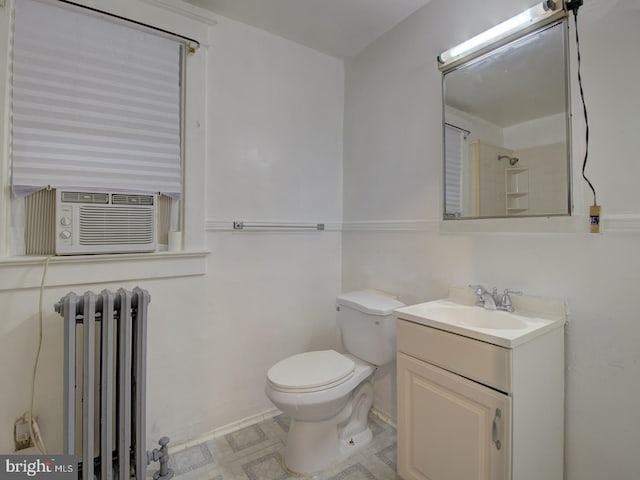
[283,422,375,476]
[339,425,373,457]
[284,417,340,475]
[282,380,375,475]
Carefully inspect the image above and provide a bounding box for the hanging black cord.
[571,7,597,206]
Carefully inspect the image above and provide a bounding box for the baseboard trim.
[168,404,396,456]
[370,407,396,429]
[167,408,281,454]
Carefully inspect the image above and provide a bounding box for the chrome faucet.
[469,285,522,312]
[469,285,498,310]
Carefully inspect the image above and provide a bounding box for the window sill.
[0,250,209,292]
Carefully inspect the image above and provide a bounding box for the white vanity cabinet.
[396,314,564,480]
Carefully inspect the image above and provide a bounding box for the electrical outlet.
[590,205,601,233]
[14,416,33,451]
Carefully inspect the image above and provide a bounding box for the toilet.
[264,290,405,475]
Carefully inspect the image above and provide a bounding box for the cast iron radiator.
[55,288,172,480]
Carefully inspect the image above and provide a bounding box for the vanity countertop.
[394,287,566,348]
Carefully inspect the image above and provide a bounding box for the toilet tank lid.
[337,290,405,315]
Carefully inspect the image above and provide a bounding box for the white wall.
[0,0,344,455]
[477,141,509,217]
[504,113,567,150]
[446,106,504,148]
[343,1,640,480]
[206,16,344,222]
[201,13,345,435]
[515,142,568,214]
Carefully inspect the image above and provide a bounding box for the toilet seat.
[267,350,355,393]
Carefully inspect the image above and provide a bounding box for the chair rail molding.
[341,219,440,232]
[602,213,640,234]
[205,214,640,234]
[206,219,342,232]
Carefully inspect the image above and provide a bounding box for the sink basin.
[394,292,566,348]
[424,303,529,330]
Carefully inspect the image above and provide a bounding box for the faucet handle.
[500,289,522,312]
[503,289,522,296]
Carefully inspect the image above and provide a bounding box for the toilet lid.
[267,350,355,392]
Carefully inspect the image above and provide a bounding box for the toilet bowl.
[265,351,375,474]
[264,290,405,475]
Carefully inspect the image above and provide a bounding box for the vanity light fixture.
[437,0,566,71]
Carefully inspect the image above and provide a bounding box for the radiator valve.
[147,436,174,480]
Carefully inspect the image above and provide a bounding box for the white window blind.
[11,0,183,199]
[444,124,464,218]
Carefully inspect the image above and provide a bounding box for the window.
[444,124,464,219]
[10,0,186,254]
[12,0,183,197]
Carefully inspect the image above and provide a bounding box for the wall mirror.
[442,21,571,220]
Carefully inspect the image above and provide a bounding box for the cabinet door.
[398,352,511,480]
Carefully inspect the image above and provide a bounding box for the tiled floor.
[166,414,400,480]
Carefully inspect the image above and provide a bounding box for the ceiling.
[183,0,433,58]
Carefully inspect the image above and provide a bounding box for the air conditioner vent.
[61,191,109,204]
[78,206,155,246]
[112,194,155,206]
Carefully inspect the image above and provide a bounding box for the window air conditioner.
[55,190,157,255]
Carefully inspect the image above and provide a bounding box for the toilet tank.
[337,290,405,366]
